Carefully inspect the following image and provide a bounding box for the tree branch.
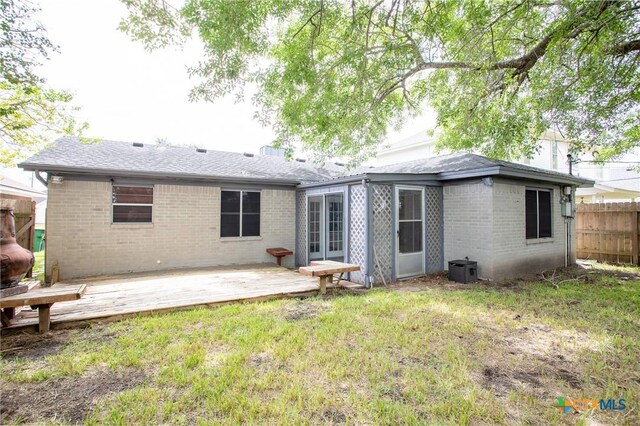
[609,39,640,56]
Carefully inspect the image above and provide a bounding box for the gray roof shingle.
[19,137,344,184]
[20,137,591,187]
[348,152,591,184]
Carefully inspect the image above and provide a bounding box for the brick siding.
[46,180,295,280]
[444,179,571,280]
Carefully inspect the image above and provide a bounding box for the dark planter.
[1,203,35,288]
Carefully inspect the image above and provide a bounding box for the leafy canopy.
[121,0,640,163]
[0,0,87,166]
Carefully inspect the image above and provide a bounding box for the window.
[112,185,153,223]
[221,190,260,237]
[525,189,552,239]
[308,198,321,256]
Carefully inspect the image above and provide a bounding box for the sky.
[33,0,433,157]
[36,0,275,153]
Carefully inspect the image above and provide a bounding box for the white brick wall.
[443,181,495,278]
[444,179,572,280]
[491,181,568,279]
[46,180,296,279]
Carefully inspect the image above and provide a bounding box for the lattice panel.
[295,191,307,267]
[372,184,393,284]
[349,184,367,284]
[425,186,444,273]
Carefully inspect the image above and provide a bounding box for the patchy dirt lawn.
[1,262,638,425]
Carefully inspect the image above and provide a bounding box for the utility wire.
[597,177,640,182]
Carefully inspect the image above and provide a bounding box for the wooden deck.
[1,264,364,334]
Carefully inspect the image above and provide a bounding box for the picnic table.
[299,260,361,294]
[0,284,86,333]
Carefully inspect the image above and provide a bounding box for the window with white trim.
[525,189,552,239]
[112,185,153,223]
[221,190,260,237]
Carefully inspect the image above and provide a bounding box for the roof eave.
[296,174,368,189]
[19,163,303,187]
[437,165,594,186]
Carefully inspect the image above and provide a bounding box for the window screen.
[525,189,552,239]
[112,186,153,223]
[221,190,260,237]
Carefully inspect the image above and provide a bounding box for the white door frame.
[395,185,426,278]
[307,192,345,261]
[308,195,324,261]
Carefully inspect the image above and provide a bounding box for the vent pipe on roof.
[132,142,144,147]
[196,148,207,153]
[243,152,254,157]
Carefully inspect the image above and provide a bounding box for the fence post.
[633,208,639,265]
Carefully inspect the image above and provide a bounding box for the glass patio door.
[308,194,344,261]
[396,186,425,278]
[326,194,344,258]
[308,196,323,260]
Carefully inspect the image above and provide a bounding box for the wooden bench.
[266,247,294,266]
[299,260,361,294]
[0,284,86,333]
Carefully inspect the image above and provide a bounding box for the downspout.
[34,170,48,187]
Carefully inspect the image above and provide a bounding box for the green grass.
[1,263,638,425]
[32,250,45,283]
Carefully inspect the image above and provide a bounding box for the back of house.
[20,137,592,284]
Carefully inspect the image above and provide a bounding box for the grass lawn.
[32,250,45,283]
[1,262,638,425]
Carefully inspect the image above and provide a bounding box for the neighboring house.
[0,173,48,225]
[377,130,640,202]
[20,137,591,284]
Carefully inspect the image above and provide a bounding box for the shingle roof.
[20,137,591,187]
[19,137,344,184]
[360,152,590,182]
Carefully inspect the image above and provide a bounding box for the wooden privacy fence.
[576,202,639,265]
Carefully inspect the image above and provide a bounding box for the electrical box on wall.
[561,201,574,217]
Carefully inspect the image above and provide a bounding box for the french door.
[308,194,344,261]
[396,186,425,278]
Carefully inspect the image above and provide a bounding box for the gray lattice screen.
[372,184,393,284]
[349,185,367,284]
[425,186,444,273]
[295,191,307,267]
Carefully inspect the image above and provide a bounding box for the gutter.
[296,174,368,189]
[19,164,302,187]
[297,172,441,189]
[437,166,593,187]
[34,170,48,187]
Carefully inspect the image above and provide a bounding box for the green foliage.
[0,82,88,165]
[121,0,640,163]
[0,0,87,165]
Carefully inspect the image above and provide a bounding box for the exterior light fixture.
[50,175,64,184]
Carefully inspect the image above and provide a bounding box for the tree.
[120,0,640,164]
[0,0,87,166]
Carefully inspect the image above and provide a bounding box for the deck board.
[2,264,365,333]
